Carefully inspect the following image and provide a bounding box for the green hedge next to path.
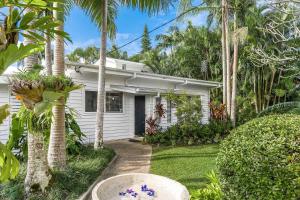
[217,114,300,200]
[0,146,115,200]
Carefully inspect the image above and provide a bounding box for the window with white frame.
[85,91,97,112]
[106,92,123,113]
[85,91,123,113]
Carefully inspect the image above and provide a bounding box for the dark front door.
[135,96,145,136]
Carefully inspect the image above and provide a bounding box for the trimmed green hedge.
[217,115,300,200]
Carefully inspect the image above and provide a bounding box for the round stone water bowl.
[92,173,190,200]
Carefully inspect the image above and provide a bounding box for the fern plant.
[259,101,300,116]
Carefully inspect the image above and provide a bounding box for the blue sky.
[64,3,208,56]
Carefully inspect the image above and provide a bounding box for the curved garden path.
[80,139,152,200]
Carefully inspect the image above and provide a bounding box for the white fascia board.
[65,62,221,88]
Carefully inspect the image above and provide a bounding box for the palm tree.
[94,0,108,149]
[47,2,67,170]
[48,0,118,169]
[91,0,173,149]
[23,19,51,195]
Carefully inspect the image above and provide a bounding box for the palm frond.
[259,101,300,116]
[74,0,118,38]
[120,0,173,15]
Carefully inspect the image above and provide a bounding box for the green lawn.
[0,146,115,200]
[150,144,219,194]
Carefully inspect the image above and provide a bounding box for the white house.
[0,58,221,143]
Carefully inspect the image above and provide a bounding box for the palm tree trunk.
[94,0,108,149]
[221,0,227,105]
[48,2,66,170]
[25,132,51,195]
[230,12,238,127]
[45,32,52,75]
[267,68,275,107]
[253,73,258,113]
[224,0,231,115]
[24,28,51,194]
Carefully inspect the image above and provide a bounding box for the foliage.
[154,102,166,118]
[0,143,20,183]
[11,71,81,113]
[217,115,300,200]
[65,112,86,155]
[141,25,151,53]
[0,105,20,183]
[150,145,219,195]
[144,119,232,146]
[209,102,227,121]
[191,171,223,200]
[6,108,86,159]
[107,44,128,60]
[166,93,202,141]
[0,146,115,200]
[145,116,159,136]
[258,101,300,116]
[67,46,99,64]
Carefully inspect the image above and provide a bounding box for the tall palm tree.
[23,19,51,195]
[48,0,118,169]
[94,0,108,149]
[89,0,173,149]
[47,2,67,170]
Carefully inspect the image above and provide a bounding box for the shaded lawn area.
[0,146,115,200]
[150,144,219,194]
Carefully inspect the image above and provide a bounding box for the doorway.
[135,96,145,136]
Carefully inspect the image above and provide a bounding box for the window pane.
[85,91,97,112]
[106,92,123,112]
[167,100,172,123]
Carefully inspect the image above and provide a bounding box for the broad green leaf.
[0,44,43,74]
[0,142,19,183]
[24,0,47,6]
[43,91,64,102]
[0,104,9,124]
[19,11,36,29]
[34,101,51,116]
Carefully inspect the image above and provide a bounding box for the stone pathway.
[80,139,152,200]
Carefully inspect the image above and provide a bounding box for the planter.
[92,173,190,200]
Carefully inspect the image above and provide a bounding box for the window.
[85,91,123,113]
[155,97,161,123]
[106,92,123,113]
[167,100,172,123]
[85,91,97,112]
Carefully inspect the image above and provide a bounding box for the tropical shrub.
[0,104,20,183]
[6,109,86,159]
[217,115,300,200]
[191,171,223,200]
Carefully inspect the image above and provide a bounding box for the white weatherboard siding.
[67,71,135,143]
[0,85,9,143]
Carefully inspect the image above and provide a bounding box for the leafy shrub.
[217,114,300,200]
[6,108,85,159]
[191,171,223,200]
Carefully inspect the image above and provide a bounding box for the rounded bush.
[217,114,300,200]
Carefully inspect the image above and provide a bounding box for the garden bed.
[0,146,115,200]
[150,144,219,196]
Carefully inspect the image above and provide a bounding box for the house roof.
[66,61,222,88]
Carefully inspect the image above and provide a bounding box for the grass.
[0,146,115,200]
[150,144,219,195]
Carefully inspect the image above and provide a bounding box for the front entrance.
[135,96,145,136]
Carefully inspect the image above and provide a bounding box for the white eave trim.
[65,61,222,88]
